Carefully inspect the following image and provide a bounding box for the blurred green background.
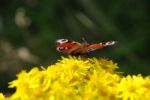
[0,0,150,94]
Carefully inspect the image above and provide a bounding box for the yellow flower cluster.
[0,56,150,100]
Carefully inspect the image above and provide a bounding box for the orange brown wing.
[74,41,116,54]
[56,39,116,55]
[57,41,82,54]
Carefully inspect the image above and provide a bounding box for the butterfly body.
[56,39,116,55]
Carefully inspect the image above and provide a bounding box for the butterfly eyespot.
[105,41,115,46]
[56,39,68,44]
[57,47,65,52]
[62,39,67,41]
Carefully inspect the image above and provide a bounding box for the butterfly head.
[56,39,69,45]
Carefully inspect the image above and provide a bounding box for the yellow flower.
[117,74,149,100]
[82,70,120,100]
[1,56,149,100]
[89,58,118,73]
[0,93,5,99]
[9,68,52,100]
[141,76,150,99]
[56,56,92,86]
[47,81,81,100]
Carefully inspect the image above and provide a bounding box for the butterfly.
[56,38,116,55]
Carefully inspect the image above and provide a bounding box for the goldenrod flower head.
[0,56,149,100]
[57,56,92,84]
[82,70,120,100]
[0,93,5,99]
[117,74,150,100]
[88,57,118,73]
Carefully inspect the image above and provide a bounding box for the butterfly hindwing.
[56,39,82,54]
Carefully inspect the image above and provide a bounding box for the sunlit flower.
[140,76,150,99]
[0,93,5,99]
[89,58,118,73]
[117,74,149,100]
[82,70,120,100]
[0,56,149,100]
[56,56,92,86]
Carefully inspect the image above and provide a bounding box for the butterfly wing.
[56,39,116,55]
[75,41,116,54]
[56,39,82,54]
